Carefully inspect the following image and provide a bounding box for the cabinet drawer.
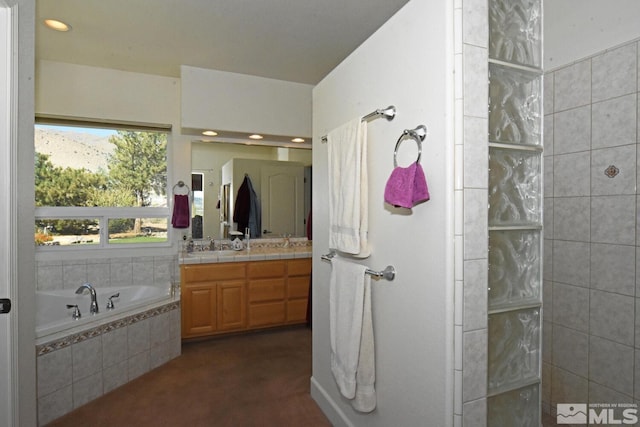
[288,258,311,276]
[249,279,286,303]
[287,299,308,323]
[247,260,286,279]
[182,263,245,283]
[287,276,310,299]
[248,302,286,327]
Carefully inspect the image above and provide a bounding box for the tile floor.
[46,326,330,427]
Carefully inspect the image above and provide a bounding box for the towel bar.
[321,252,396,281]
[320,105,396,143]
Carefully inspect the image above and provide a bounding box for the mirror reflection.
[191,142,312,240]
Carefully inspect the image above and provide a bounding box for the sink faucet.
[75,283,99,315]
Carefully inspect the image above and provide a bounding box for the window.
[34,121,170,248]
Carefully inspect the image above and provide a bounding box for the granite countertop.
[179,238,312,264]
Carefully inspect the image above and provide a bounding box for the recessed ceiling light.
[249,134,263,140]
[202,130,217,136]
[291,138,305,143]
[44,19,71,32]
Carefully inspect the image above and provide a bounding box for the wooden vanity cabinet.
[181,258,311,339]
[247,261,287,328]
[286,259,312,323]
[181,263,246,338]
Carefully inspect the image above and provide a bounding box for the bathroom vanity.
[180,256,311,339]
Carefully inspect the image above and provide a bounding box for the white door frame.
[0,2,16,425]
[1,0,36,425]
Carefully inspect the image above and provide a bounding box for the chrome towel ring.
[393,125,427,167]
[172,180,191,195]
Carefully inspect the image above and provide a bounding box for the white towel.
[327,118,370,257]
[330,257,376,412]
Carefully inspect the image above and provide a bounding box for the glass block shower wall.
[487,0,543,425]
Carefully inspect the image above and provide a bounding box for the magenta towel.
[171,194,190,228]
[384,162,430,209]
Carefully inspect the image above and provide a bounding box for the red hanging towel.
[171,194,190,228]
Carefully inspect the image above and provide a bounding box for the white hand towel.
[351,274,376,412]
[330,257,376,412]
[327,118,370,257]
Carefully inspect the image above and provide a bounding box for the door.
[261,165,304,236]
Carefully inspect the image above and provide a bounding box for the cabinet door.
[217,280,246,331]
[182,284,216,337]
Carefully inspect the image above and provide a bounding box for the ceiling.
[36,0,410,85]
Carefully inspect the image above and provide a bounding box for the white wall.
[36,60,179,126]
[181,65,313,138]
[311,0,454,425]
[544,0,640,69]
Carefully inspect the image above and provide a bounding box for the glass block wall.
[487,0,543,425]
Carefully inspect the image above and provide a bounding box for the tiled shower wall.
[543,39,640,415]
[454,0,490,425]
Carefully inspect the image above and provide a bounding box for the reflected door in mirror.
[261,166,304,236]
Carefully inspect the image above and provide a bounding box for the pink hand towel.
[171,194,190,228]
[384,162,430,209]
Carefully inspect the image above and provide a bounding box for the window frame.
[34,118,173,251]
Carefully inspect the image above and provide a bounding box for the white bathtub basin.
[36,285,171,339]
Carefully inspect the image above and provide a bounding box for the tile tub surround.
[36,300,181,426]
[35,253,182,425]
[36,255,180,292]
[543,39,640,416]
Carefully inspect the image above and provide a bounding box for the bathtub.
[36,285,173,340]
[36,283,181,424]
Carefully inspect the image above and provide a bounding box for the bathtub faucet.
[75,283,99,315]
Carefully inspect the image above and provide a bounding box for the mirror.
[191,141,312,240]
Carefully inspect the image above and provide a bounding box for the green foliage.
[35,152,108,207]
[108,131,167,208]
[35,152,105,234]
[87,187,136,207]
[107,218,136,234]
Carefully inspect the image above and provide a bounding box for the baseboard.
[310,376,354,427]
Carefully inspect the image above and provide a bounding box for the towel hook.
[394,125,427,167]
